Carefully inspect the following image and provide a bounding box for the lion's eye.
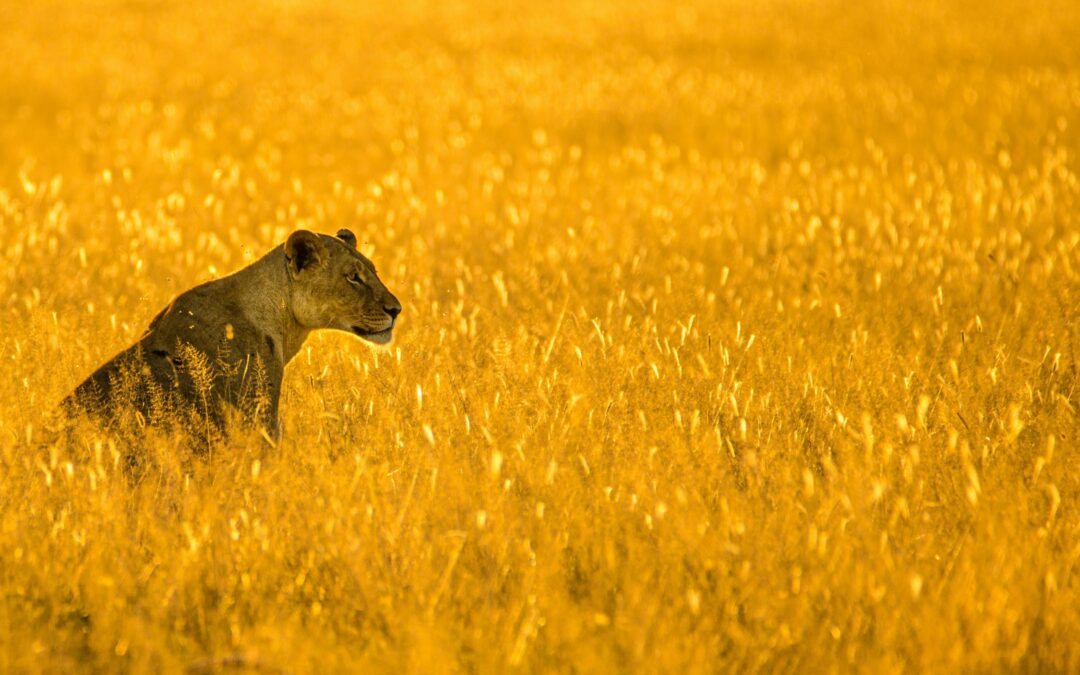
[347,272,363,285]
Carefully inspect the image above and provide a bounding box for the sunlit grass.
[2,0,1080,671]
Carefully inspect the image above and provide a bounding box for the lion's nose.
[384,302,401,320]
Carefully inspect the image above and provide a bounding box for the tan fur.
[64,229,400,441]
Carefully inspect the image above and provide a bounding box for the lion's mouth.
[351,325,394,345]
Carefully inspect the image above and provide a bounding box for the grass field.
[2,0,1080,671]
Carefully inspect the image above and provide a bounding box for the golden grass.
[2,0,1080,671]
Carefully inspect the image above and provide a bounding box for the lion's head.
[284,229,402,345]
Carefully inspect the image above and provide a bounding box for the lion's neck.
[228,247,310,365]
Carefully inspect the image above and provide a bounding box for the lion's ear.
[336,229,357,248]
[285,230,327,278]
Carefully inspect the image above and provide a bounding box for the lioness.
[64,229,400,440]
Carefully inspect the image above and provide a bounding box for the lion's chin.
[351,326,393,345]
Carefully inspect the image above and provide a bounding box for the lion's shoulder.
[142,285,265,357]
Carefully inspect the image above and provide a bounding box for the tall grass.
[2,0,1079,671]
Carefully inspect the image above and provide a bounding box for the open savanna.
[2,0,1080,672]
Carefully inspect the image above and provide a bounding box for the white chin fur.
[357,328,393,345]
